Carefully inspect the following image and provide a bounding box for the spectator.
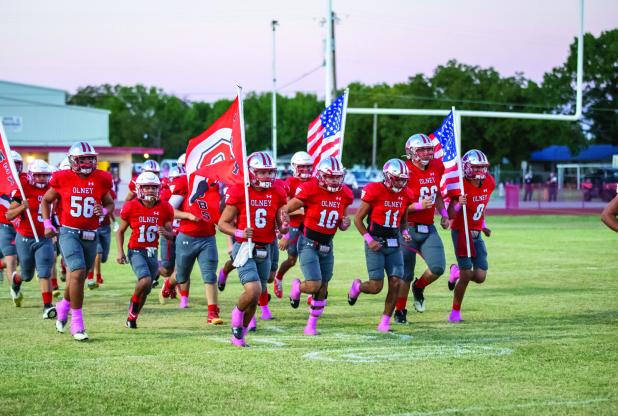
[523,171,534,201]
[547,172,558,202]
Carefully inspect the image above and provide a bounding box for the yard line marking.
[392,397,616,416]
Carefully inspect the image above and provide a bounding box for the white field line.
[391,397,616,416]
[303,345,514,363]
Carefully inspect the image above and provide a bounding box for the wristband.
[440,208,448,217]
[283,233,290,239]
[234,229,245,239]
[102,207,109,216]
[481,219,487,228]
[363,233,374,244]
[453,203,461,212]
[412,202,423,210]
[402,229,410,238]
[43,219,55,230]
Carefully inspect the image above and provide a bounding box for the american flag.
[307,93,346,168]
[429,111,461,196]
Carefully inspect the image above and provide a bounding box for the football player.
[124,160,162,202]
[285,156,354,335]
[86,189,116,289]
[447,150,495,322]
[395,134,449,324]
[1,150,24,289]
[168,161,222,324]
[218,152,287,346]
[601,191,618,232]
[6,160,56,318]
[273,151,313,298]
[117,172,174,328]
[41,142,114,341]
[348,159,413,332]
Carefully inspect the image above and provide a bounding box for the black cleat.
[126,319,138,329]
[412,280,425,313]
[448,280,456,291]
[231,326,244,340]
[394,309,408,324]
[289,297,300,309]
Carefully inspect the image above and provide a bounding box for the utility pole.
[271,20,278,162]
[330,10,337,100]
[324,0,333,106]
[372,103,377,170]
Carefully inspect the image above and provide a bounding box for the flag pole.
[236,85,253,258]
[0,123,39,242]
[337,88,350,163]
[452,107,470,257]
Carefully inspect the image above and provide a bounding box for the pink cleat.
[289,279,301,309]
[248,316,257,332]
[448,264,460,291]
[448,309,462,323]
[217,268,228,291]
[347,279,361,306]
[260,305,273,320]
[304,316,320,335]
[231,307,246,347]
[377,314,391,333]
[179,296,189,309]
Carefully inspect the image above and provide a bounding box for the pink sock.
[306,315,319,330]
[70,308,84,334]
[231,307,244,328]
[380,314,390,326]
[57,299,70,321]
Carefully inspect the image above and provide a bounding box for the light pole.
[324,0,333,106]
[271,20,279,163]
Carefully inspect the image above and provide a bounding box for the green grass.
[0,216,616,415]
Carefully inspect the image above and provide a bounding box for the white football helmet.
[291,151,314,179]
[177,153,186,168]
[27,159,52,189]
[135,171,161,202]
[142,160,160,174]
[462,149,490,180]
[67,141,98,175]
[382,159,409,193]
[405,133,434,166]
[10,150,23,173]
[247,151,276,189]
[58,157,71,171]
[167,165,187,179]
[316,157,345,192]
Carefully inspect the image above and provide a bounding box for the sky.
[2,0,617,101]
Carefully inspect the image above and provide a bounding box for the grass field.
[0,215,616,416]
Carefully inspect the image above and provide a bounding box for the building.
[0,80,163,199]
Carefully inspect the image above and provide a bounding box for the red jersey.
[49,169,113,230]
[13,181,48,238]
[177,186,220,238]
[226,184,287,244]
[168,174,188,197]
[361,182,413,233]
[120,199,174,249]
[405,159,444,225]
[285,176,308,227]
[294,178,354,236]
[452,175,495,231]
[160,177,172,202]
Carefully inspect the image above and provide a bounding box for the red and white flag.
[0,126,21,207]
[185,96,244,203]
[0,123,38,240]
[307,91,349,168]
